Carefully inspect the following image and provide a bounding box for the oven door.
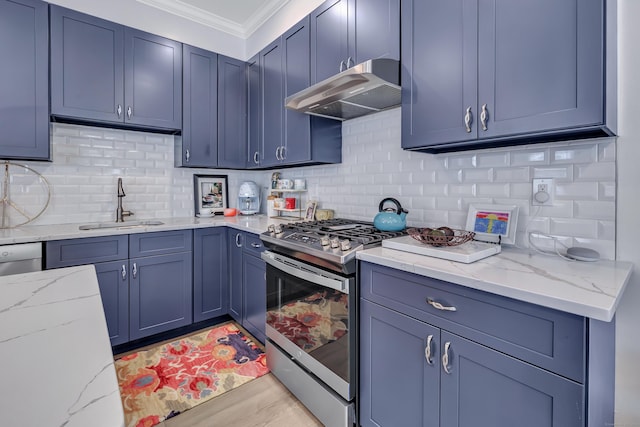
[262,250,356,401]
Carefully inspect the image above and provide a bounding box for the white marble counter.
[0,215,289,245]
[357,246,634,322]
[0,265,124,427]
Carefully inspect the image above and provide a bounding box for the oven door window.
[266,264,349,383]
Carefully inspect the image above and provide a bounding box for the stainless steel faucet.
[116,177,134,222]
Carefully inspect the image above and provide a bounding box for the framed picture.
[465,204,519,245]
[304,200,317,221]
[193,174,228,217]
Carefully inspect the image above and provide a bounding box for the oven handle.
[262,251,352,293]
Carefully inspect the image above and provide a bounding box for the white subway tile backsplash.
[11,110,615,259]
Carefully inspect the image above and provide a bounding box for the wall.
[614,0,640,423]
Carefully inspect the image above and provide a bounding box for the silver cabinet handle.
[425,335,434,365]
[280,146,286,160]
[346,56,354,68]
[185,149,190,163]
[275,146,281,160]
[464,106,472,133]
[121,264,127,280]
[117,104,122,118]
[127,106,132,119]
[132,262,137,279]
[480,104,488,131]
[251,242,262,248]
[442,341,452,374]
[339,60,346,72]
[253,151,259,164]
[235,233,242,248]
[427,298,457,312]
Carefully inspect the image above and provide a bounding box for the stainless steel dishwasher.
[0,242,42,275]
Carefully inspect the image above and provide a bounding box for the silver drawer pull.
[425,334,434,365]
[427,298,457,312]
[442,341,452,374]
[251,242,262,248]
[121,264,127,280]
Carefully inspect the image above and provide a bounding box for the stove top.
[260,218,406,275]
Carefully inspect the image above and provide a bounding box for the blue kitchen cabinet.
[94,261,130,346]
[0,0,49,160]
[180,45,218,168]
[242,233,267,344]
[310,0,399,83]
[50,6,182,131]
[193,228,228,322]
[402,0,612,152]
[228,231,266,343]
[247,54,262,168]
[360,261,615,427]
[260,38,284,168]
[217,55,248,169]
[228,230,244,322]
[260,17,342,168]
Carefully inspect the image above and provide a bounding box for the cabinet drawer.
[129,230,192,257]
[243,232,265,257]
[45,235,128,268]
[360,262,586,383]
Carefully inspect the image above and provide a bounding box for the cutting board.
[382,235,501,263]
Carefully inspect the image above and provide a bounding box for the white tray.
[382,235,501,263]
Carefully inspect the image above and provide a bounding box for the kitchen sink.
[78,220,164,230]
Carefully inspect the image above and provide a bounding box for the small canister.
[267,195,276,217]
[294,178,306,190]
[285,198,296,209]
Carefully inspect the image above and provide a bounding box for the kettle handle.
[379,198,408,215]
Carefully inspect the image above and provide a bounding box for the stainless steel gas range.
[260,219,406,427]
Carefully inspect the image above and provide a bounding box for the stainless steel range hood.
[285,58,401,121]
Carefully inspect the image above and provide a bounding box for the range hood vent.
[284,58,401,121]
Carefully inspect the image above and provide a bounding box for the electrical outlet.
[532,178,554,206]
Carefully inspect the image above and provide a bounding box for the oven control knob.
[330,237,340,248]
[340,239,351,251]
[267,224,275,233]
[320,236,331,246]
[274,224,283,234]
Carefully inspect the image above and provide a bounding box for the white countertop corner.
[357,246,634,322]
[0,265,125,427]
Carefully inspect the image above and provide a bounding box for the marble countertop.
[0,265,124,427]
[357,246,634,322]
[0,215,289,245]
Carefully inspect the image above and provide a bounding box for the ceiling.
[136,0,291,38]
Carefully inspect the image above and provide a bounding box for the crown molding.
[136,0,291,38]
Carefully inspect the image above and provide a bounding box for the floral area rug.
[115,322,268,427]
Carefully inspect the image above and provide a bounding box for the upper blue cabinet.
[50,6,182,132]
[402,0,615,152]
[310,0,400,83]
[0,0,49,160]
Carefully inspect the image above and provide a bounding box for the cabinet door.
[193,228,228,322]
[228,231,244,322]
[352,0,400,64]
[124,28,182,130]
[401,0,478,149]
[283,17,311,165]
[181,45,218,168]
[247,54,262,168]
[129,252,192,340]
[360,299,440,427]
[440,331,583,427]
[260,39,284,168]
[50,6,124,125]
[477,0,603,139]
[95,261,129,346]
[0,0,49,160]
[310,0,349,83]
[243,253,266,344]
[217,55,247,169]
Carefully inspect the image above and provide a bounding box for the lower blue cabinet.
[129,252,192,340]
[94,260,129,346]
[193,228,228,322]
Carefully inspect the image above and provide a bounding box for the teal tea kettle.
[374,198,408,231]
